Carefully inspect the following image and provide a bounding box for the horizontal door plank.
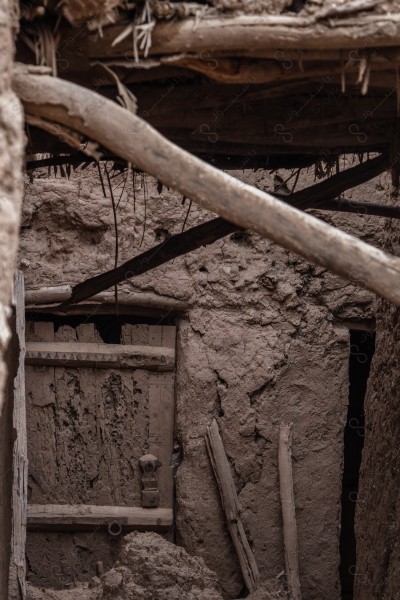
[25,342,175,371]
[28,504,173,530]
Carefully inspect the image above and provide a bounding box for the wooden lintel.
[26,304,179,319]
[25,342,175,371]
[279,423,301,600]
[25,286,188,312]
[28,504,173,530]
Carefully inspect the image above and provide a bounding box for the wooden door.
[25,320,176,587]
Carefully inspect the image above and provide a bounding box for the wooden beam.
[206,419,260,593]
[25,342,175,371]
[315,198,400,220]
[84,13,400,59]
[8,272,27,600]
[288,155,389,209]
[13,68,400,306]
[26,304,177,319]
[58,218,238,310]
[41,198,400,311]
[27,504,173,530]
[22,156,394,312]
[157,52,396,85]
[159,56,345,85]
[57,158,388,309]
[25,286,188,312]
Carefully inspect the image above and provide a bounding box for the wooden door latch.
[139,454,162,508]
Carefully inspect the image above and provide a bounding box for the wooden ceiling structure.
[18,0,400,167]
[13,0,400,307]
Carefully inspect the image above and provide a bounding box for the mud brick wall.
[20,165,386,598]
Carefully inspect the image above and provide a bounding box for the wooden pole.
[86,13,400,56]
[315,198,400,220]
[24,287,188,312]
[27,504,173,530]
[206,419,259,593]
[279,423,301,600]
[13,68,400,306]
[25,341,175,371]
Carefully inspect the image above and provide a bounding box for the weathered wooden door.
[25,320,176,587]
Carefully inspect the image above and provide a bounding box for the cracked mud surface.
[21,166,385,598]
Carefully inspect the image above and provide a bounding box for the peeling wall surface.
[20,166,385,598]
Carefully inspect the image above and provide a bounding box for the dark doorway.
[340,329,375,599]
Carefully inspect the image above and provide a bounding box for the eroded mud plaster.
[20,167,386,598]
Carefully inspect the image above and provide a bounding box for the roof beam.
[83,13,400,58]
[13,66,400,306]
[58,179,397,311]
[58,218,239,310]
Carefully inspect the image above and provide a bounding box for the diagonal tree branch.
[13,66,400,306]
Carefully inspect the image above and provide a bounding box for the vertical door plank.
[148,325,162,347]
[161,326,176,350]
[26,323,56,504]
[8,272,27,600]
[121,324,149,346]
[148,325,176,508]
[148,373,175,508]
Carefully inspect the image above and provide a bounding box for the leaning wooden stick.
[279,423,302,600]
[13,66,400,306]
[206,419,259,593]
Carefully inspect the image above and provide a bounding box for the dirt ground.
[26,532,290,600]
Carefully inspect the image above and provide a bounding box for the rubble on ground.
[27,532,224,600]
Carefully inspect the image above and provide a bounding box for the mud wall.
[0,1,24,597]
[20,165,385,599]
[355,205,400,600]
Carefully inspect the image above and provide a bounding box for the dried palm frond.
[112,0,155,62]
[94,62,137,113]
[20,21,60,76]
[112,22,134,46]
